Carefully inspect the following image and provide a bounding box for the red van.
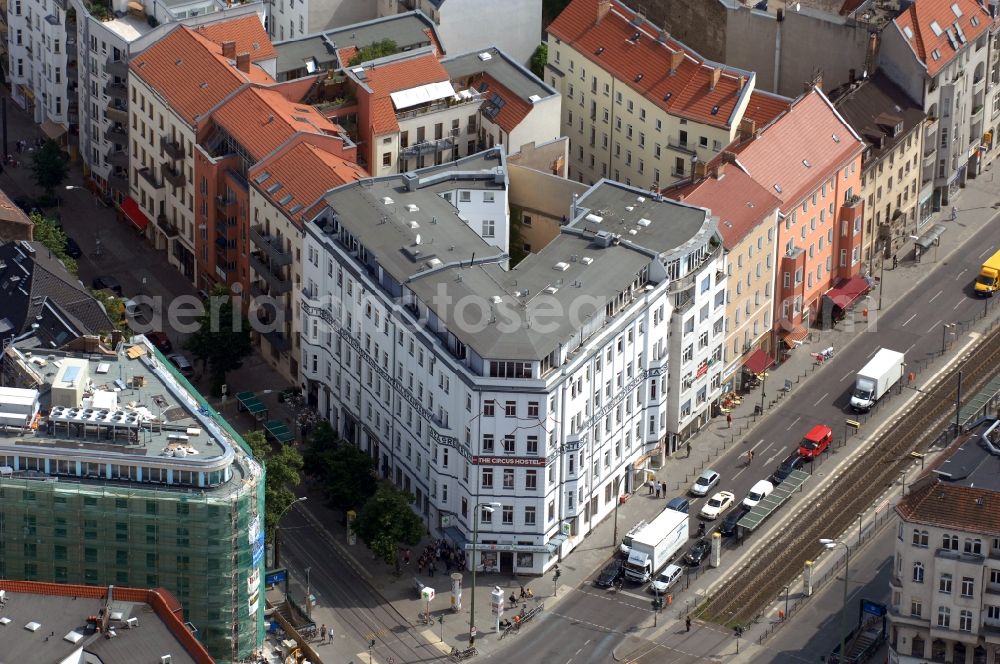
[798,424,833,459]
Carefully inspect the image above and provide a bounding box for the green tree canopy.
[352,484,424,570]
[31,140,69,198]
[302,422,377,510]
[30,213,77,274]
[529,43,548,79]
[184,284,252,395]
[348,39,399,66]
[244,430,304,542]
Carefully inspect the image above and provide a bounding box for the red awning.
[824,276,871,309]
[780,325,809,348]
[743,348,775,374]
[120,196,151,231]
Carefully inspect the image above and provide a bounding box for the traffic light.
[651,597,663,611]
[369,639,375,649]
[554,568,562,581]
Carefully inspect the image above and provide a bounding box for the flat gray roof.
[317,150,508,285]
[441,46,557,105]
[0,589,198,664]
[935,419,1000,493]
[571,180,712,256]
[274,34,335,77]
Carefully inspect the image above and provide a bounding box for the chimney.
[738,117,756,141]
[669,50,684,74]
[710,67,721,91]
[657,28,669,44]
[720,150,738,165]
[738,75,746,89]
[597,0,611,23]
[713,162,727,179]
[694,160,708,179]
[221,41,236,59]
[236,52,250,73]
[804,71,823,93]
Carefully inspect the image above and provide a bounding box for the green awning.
[264,419,294,444]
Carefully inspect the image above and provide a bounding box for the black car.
[720,505,750,537]
[666,496,691,514]
[595,559,624,587]
[771,451,805,485]
[91,275,122,295]
[684,538,712,566]
[64,236,82,259]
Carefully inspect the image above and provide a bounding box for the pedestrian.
[648,479,654,495]
[892,254,898,270]
[686,441,692,458]
[429,562,436,577]
[951,205,958,221]
[726,413,732,428]
[656,481,662,498]
[404,548,411,566]
[328,628,334,644]
[320,624,327,642]
[686,616,691,632]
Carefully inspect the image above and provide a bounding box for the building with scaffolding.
[0,334,265,663]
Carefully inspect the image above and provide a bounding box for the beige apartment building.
[545,0,791,190]
[831,72,927,271]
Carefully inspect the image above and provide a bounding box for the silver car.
[650,564,684,594]
[690,469,720,497]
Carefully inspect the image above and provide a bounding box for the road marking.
[954,299,964,310]
[840,371,852,383]
[980,246,995,259]
[902,313,917,326]
[867,347,878,357]
[955,269,968,281]
[813,392,829,407]
[906,342,916,355]
[617,589,651,602]
[761,441,775,455]
[749,438,764,452]
[929,290,942,303]
[786,417,801,431]
[926,319,942,335]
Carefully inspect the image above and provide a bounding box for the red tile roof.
[730,89,863,210]
[468,73,532,134]
[668,166,780,250]
[193,14,276,62]
[893,0,992,77]
[130,25,274,126]
[548,0,751,128]
[897,478,1000,535]
[250,136,368,225]
[354,51,451,135]
[743,90,793,130]
[212,86,341,161]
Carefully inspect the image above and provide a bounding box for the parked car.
[798,424,833,459]
[720,505,750,537]
[665,496,691,514]
[595,559,624,587]
[771,452,805,485]
[91,275,122,295]
[699,491,735,520]
[167,353,193,376]
[145,331,173,353]
[64,236,82,259]
[684,538,712,566]
[650,564,685,594]
[742,479,774,508]
[689,469,720,497]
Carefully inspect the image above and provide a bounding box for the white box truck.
[619,520,647,557]
[623,507,688,584]
[850,348,905,412]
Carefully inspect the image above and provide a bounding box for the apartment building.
[126,16,276,283]
[888,418,1000,664]
[342,45,559,177]
[72,0,263,200]
[725,88,865,340]
[831,72,927,270]
[0,335,265,662]
[544,0,792,190]
[879,0,994,210]
[299,151,726,572]
[666,161,780,391]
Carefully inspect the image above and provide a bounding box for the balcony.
[104,123,127,142]
[215,195,236,216]
[400,136,454,159]
[105,149,128,169]
[249,253,292,295]
[104,80,126,103]
[393,92,482,122]
[923,148,936,168]
[162,163,185,188]
[106,102,128,124]
[925,116,939,137]
[974,74,987,93]
[249,225,292,267]
[156,213,178,237]
[138,167,163,190]
[934,547,984,564]
[971,105,985,123]
[106,57,127,79]
[161,136,184,161]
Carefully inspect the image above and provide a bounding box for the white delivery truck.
[619,520,648,557]
[623,507,689,584]
[850,348,905,412]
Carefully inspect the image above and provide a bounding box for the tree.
[302,422,377,510]
[244,430,304,542]
[352,484,424,571]
[348,39,399,66]
[184,284,252,395]
[30,213,77,274]
[30,140,69,200]
[529,43,548,79]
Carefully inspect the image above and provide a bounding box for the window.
[480,505,492,523]
[505,401,517,417]
[502,505,514,525]
[524,506,536,525]
[526,435,539,455]
[912,529,928,547]
[526,470,537,491]
[943,534,959,550]
[959,609,973,632]
[503,468,514,489]
[459,190,471,202]
[939,573,952,594]
[484,401,495,417]
[962,576,974,597]
[382,152,391,166]
[965,538,982,554]
[503,435,515,454]
[528,401,539,418]
[937,606,950,628]
[482,219,496,237]
[911,598,922,617]
[481,468,493,488]
[913,561,924,583]
[482,435,494,453]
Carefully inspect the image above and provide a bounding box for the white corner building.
[298,148,725,574]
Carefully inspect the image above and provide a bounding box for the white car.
[699,491,735,520]
[650,564,684,594]
[743,479,774,509]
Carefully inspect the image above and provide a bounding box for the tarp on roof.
[743,348,775,375]
[389,81,455,110]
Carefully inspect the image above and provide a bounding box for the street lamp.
[469,501,501,647]
[273,496,308,567]
[820,538,850,663]
[611,475,626,550]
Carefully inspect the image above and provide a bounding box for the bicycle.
[416,612,432,625]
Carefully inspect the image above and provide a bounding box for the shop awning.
[780,325,809,348]
[40,119,66,140]
[120,197,151,231]
[743,348,775,374]
[915,223,947,250]
[824,275,871,309]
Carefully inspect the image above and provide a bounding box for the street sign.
[845,419,861,429]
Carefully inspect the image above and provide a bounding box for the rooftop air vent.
[637,218,651,227]
[382,196,394,205]
[408,221,420,229]
[595,47,605,55]
[490,295,502,304]
[406,203,419,212]
[554,261,570,271]
[543,286,559,294]
[25,622,41,632]
[478,52,493,61]
[585,213,603,224]
[635,73,644,82]
[580,256,594,265]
